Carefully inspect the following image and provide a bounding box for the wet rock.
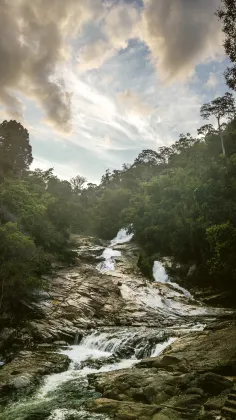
[89,323,236,420]
[5,235,232,348]
[185,387,204,396]
[80,355,119,370]
[88,398,160,419]
[0,235,235,419]
[187,264,197,277]
[137,355,181,370]
[0,350,70,402]
[0,328,17,351]
[195,373,233,395]
[204,394,227,411]
[162,325,236,375]
[152,412,181,420]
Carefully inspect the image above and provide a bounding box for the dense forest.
[0,0,236,320]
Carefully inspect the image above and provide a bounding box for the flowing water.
[153,260,193,299]
[96,228,133,272]
[0,229,229,419]
[1,328,181,420]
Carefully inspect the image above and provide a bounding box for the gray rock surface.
[0,235,235,419]
[88,323,236,419]
[0,350,70,403]
[15,235,232,345]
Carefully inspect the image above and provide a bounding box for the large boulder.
[0,350,70,403]
[88,324,236,420]
[88,398,160,420]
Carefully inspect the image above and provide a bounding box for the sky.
[0,0,231,183]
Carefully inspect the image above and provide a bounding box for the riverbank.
[88,320,236,419]
[0,232,235,419]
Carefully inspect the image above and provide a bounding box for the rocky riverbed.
[0,230,235,420]
[88,321,236,420]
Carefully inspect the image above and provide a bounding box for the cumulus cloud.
[0,0,104,131]
[117,90,153,116]
[78,3,140,71]
[0,0,226,134]
[142,0,223,81]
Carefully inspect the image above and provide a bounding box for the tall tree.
[217,0,236,90]
[134,149,165,166]
[197,124,217,138]
[200,92,236,156]
[70,175,87,194]
[0,120,33,177]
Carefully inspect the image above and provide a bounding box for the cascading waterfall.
[153,260,193,299]
[2,328,177,420]
[97,228,133,272]
[40,328,176,394]
[110,228,134,246]
[1,228,211,420]
[97,228,193,302]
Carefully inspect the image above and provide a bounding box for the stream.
[0,229,232,420]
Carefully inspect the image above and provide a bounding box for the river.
[0,229,233,420]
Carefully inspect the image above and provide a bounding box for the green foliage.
[0,121,89,317]
[0,120,33,178]
[206,222,236,285]
[0,222,49,314]
[217,0,236,90]
[85,110,236,291]
[200,92,236,156]
[93,188,132,239]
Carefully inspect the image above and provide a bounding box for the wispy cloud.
[0,0,229,181]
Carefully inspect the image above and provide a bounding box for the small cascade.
[74,332,82,345]
[2,227,234,420]
[32,328,175,410]
[97,228,133,272]
[110,228,134,246]
[151,337,177,357]
[63,328,173,365]
[153,260,193,299]
[96,248,121,271]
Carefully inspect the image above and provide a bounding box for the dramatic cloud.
[0,0,104,131]
[142,0,223,81]
[78,2,140,71]
[0,0,227,146]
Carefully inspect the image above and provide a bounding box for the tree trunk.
[218,118,226,156]
[220,132,226,156]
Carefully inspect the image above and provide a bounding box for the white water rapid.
[2,228,230,420]
[97,228,134,272]
[39,329,177,398]
[5,329,177,420]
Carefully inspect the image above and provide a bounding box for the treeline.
[86,99,236,292]
[0,120,91,319]
[1,0,236,317]
[1,94,236,319]
[86,0,236,293]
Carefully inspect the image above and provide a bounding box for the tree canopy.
[1,0,236,319]
[217,0,236,90]
[0,120,33,178]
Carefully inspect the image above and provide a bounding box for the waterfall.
[2,228,231,420]
[64,328,173,363]
[153,260,193,299]
[36,328,175,400]
[97,228,133,272]
[151,337,177,357]
[110,228,134,246]
[153,261,169,283]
